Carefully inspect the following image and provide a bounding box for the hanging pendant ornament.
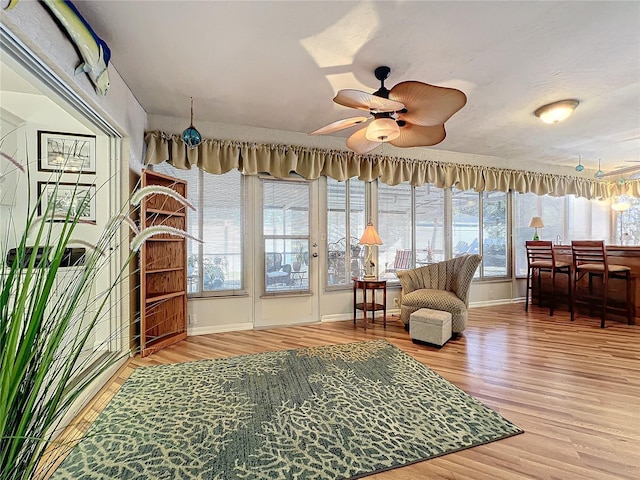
[617,176,626,186]
[575,155,584,172]
[182,97,202,149]
[594,158,605,180]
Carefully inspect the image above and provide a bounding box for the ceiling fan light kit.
[365,118,400,142]
[310,66,467,154]
[534,99,579,124]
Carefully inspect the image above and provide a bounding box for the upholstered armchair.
[397,254,482,334]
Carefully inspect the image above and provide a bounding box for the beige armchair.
[397,254,482,334]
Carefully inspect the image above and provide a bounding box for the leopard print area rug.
[52,340,522,479]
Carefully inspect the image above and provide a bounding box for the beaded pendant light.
[574,155,584,172]
[594,158,605,180]
[182,97,202,149]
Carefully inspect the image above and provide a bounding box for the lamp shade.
[534,99,579,124]
[529,216,544,228]
[365,118,400,142]
[359,223,383,246]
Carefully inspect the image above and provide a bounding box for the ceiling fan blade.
[346,127,381,154]
[390,123,447,148]
[601,164,640,177]
[309,116,370,136]
[390,81,467,127]
[334,89,405,113]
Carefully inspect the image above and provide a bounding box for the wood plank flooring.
[60,304,640,479]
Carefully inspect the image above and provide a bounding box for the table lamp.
[359,221,383,279]
[529,216,544,240]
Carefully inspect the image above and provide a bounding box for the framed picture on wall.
[38,131,96,174]
[37,182,97,224]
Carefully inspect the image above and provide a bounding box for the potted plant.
[0,145,198,479]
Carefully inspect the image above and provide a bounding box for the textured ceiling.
[71,1,640,175]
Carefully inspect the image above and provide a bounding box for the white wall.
[1,2,147,171]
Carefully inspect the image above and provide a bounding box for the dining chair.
[525,240,571,317]
[570,240,633,327]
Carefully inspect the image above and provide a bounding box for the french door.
[254,177,319,327]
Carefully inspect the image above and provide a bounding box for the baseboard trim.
[188,322,253,336]
[321,309,401,323]
[471,298,522,308]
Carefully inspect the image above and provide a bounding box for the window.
[199,169,245,293]
[378,182,413,280]
[415,185,446,265]
[152,164,246,295]
[377,182,446,282]
[326,181,447,285]
[567,196,609,243]
[513,193,611,276]
[615,196,639,245]
[326,178,366,287]
[482,191,508,277]
[453,189,508,278]
[263,179,310,293]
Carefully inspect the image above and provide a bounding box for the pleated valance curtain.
[144,131,636,200]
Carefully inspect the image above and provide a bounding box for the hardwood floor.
[65,304,640,479]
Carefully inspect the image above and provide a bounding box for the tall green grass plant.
[0,149,195,479]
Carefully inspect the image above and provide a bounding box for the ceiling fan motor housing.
[373,65,391,98]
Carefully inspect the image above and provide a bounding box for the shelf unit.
[139,169,188,357]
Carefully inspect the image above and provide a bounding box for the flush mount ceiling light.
[534,99,579,124]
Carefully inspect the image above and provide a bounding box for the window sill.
[188,291,249,300]
[261,291,313,299]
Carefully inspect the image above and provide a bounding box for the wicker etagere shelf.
[139,169,188,357]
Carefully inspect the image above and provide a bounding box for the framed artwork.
[37,182,97,224]
[38,131,96,174]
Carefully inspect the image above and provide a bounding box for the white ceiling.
[73,1,640,175]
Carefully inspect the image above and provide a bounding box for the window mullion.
[198,168,204,293]
[411,186,416,267]
[479,192,484,278]
[345,179,352,282]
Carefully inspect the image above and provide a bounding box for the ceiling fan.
[601,164,640,180]
[310,66,467,154]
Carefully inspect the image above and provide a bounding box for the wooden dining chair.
[525,240,571,317]
[571,240,633,327]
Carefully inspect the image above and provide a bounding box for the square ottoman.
[409,308,452,348]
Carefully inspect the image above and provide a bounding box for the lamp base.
[363,274,377,280]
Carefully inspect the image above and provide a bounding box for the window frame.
[261,176,312,296]
[151,165,248,298]
[325,177,366,291]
